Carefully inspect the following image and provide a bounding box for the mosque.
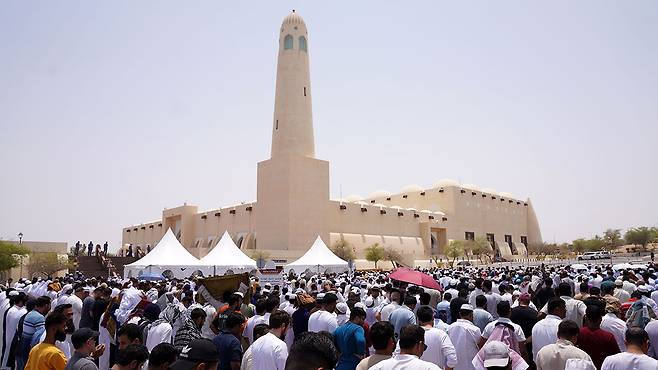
[122,11,542,267]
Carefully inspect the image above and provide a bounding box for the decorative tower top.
[270,11,315,158]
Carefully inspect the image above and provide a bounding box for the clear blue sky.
[1,1,656,251]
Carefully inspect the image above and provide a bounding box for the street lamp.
[18,232,23,244]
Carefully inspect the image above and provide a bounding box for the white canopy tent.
[124,228,203,279]
[199,231,258,276]
[284,236,349,274]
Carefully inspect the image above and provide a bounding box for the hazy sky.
[1,1,656,251]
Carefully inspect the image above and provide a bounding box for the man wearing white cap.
[336,302,350,327]
[364,297,377,326]
[613,280,630,303]
[480,341,511,370]
[447,304,481,370]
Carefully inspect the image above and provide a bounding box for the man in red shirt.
[577,304,620,369]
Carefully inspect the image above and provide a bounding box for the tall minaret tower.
[271,10,315,158]
[256,11,330,257]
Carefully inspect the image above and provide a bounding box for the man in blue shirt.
[436,292,452,324]
[212,312,245,370]
[18,296,51,370]
[333,307,367,370]
[389,296,417,339]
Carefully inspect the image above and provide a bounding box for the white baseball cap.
[482,341,510,368]
[336,302,348,314]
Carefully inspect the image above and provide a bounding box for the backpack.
[626,300,655,329]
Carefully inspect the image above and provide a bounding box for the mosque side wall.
[328,200,446,263]
[364,186,537,259]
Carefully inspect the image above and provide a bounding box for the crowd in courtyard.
[2,261,658,370]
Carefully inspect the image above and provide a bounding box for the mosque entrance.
[430,228,448,255]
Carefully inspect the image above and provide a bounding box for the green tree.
[331,239,355,262]
[603,229,623,251]
[625,227,654,251]
[364,243,385,269]
[446,240,463,267]
[572,239,587,254]
[652,227,658,244]
[467,237,493,264]
[0,241,30,273]
[585,236,604,252]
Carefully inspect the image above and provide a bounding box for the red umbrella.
[388,268,442,290]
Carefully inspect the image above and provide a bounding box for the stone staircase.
[73,256,139,278]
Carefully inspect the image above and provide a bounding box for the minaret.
[271,10,315,158]
[256,11,330,256]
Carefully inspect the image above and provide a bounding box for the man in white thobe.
[416,306,457,369]
[308,293,338,333]
[1,292,27,369]
[531,297,565,361]
[447,305,481,370]
[601,308,628,352]
[601,327,658,370]
[60,285,84,329]
[251,311,290,370]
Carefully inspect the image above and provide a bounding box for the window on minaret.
[275,120,278,130]
[284,35,293,49]
[304,87,306,96]
[299,36,307,52]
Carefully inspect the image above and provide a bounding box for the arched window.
[299,36,307,52]
[284,35,293,50]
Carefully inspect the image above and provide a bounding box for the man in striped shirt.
[18,296,52,370]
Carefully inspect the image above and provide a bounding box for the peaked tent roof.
[199,231,257,275]
[125,228,202,270]
[284,236,349,274]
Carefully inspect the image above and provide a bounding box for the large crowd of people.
[2,261,658,370]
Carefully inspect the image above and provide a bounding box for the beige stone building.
[122,12,542,268]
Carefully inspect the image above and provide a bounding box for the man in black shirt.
[511,293,538,369]
[449,289,469,324]
[511,293,538,338]
[533,278,555,309]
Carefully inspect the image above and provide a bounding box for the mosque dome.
[282,10,306,26]
[369,190,392,198]
[401,184,423,193]
[432,179,460,188]
[461,184,481,191]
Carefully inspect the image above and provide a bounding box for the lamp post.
[18,232,23,244]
